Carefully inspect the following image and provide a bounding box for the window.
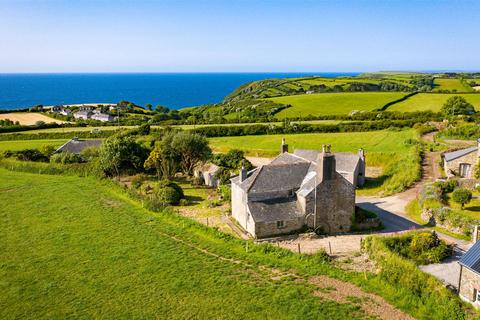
[476,289,480,302]
[277,220,285,229]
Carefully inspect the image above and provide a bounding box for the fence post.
[297,243,301,254]
[206,217,209,227]
[328,241,332,255]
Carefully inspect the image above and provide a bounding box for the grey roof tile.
[444,147,477,162]
[248,198,302,222]
[56,139,102,154]
[460,240,480,273]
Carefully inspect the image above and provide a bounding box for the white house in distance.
[74,111,92,120]
[91,113,114,122]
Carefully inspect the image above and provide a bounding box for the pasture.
[0,169,370,319]
[388,93,480,112]
[433,78,472,92]
[0,139,67,152]
[0,113,65,125]
[270,92,407,117]
[208,129,416,157]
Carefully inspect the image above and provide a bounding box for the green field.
[433,78,472,92]
[0,139,67,151]
[0,169,385,319]
[270,92,407,117]
[388,93,480,112]
[208,129,416,157]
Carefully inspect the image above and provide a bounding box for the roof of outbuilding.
[444,147,478,162]
[56,139,102,154]
[247,198,302,222]
[459,241,480,273]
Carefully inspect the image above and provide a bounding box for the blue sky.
[1,0,479,72]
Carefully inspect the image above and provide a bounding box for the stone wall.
[304,173,355,234]
[459,266,480,303]
[255,217,303,239]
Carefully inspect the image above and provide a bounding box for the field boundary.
[377,92,418,111]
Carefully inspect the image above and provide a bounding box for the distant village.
[50,104,117,122]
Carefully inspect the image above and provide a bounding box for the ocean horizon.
[0,72,359,110]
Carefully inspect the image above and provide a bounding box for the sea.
[0,72,359,110]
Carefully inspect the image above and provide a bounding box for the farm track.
[152,224,413,320]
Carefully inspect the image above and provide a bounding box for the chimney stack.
[239,166,247,182]
[316,144,335,181]
[473,225,480,243]
[281,138,289,153]
[358,148,365,160]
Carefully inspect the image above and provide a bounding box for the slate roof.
[444,147,478,162]
[248,198,302,222]
[459,241,480,274]
[248,162,311,194]
[293,149,360,173]
[56,139,103,154]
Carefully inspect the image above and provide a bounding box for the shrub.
[441,96,476,116]
[6,149,49,162]
[147,180,185,207]
[50,152,84,164]
[452,188,473,208]
[131,173,148,189]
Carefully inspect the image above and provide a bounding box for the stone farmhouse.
[74,110,92,120]
[458,230,480,306]
[231,141,357,239]
[443,139,480,178]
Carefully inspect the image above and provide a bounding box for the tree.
[452,188,472,209]
[145,104,153,111]
[144,132,180,179]
[441,96,476,117]
[171,132,212,176]
[99,134,148,176]
[155,105,170,114]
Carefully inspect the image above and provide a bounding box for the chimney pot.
[239,166,247,182]
[281,138,289,153]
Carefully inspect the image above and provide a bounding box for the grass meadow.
[208,129,416,157]
[433,78,472,92]
[0,139,67,152]
[0,168,371,319]
[388,93,480,112]
[269,92,407,117]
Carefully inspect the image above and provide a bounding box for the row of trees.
[99,129,212,179]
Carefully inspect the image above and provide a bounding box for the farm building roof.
[459,241,480,274]
[443,147,477,162]
[56,138,102,154]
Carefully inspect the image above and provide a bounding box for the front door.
[459,163,472,178]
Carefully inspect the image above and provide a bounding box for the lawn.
[388,93,480,112]
[270,92,407,117]
[208,129,416,157]
[446,191,480,220]
[433,78,472,92]
[0,139,67,152]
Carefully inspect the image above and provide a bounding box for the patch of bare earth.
[335,252,377,273]
[0,113,65,125]
[311,275,414,320]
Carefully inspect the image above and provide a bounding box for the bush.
[434,179,457,194]
[441,96,476,116]
[146,180,185,208]
[131,173,148,189]
[5,149,49,162]
[452,188,472,208]
[50,152,84,164]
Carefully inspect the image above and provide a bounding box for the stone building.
[231,141,356,239]
[443,139,480,178]
[458,232,480,306]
